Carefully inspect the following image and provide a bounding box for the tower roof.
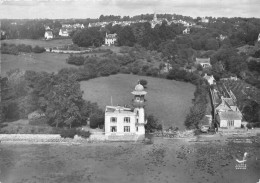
[132,83,147,95]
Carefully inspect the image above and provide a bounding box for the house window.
[124,126,130,132]
[110,117,117,123]
[136,97,140,101]
[124,117,130,123]
[228,120,234,126]
[136,111,139,116]
[136,127,138,132]
[111,126,117,132]
[136,119,139,123]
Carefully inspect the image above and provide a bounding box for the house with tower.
[104,82,147,140]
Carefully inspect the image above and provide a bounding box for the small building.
[219,34,228,41]
[183,27,190,34]
[203,73,215,85]
[196,58,211,68]
[44,30,53,40]
[200,17,209,23]
[59,28,69,37]
[216,111,242,129]
[105,33,117,46]
[104,83,147,139]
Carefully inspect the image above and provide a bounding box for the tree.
[139,79,148,88]
[90,112,104,128]
[145,115,162,132]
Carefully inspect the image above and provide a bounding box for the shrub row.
[1,43,45,55]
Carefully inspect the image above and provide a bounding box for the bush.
[90,113,104,128]
[145,115,162,132]
[29,117,48,126]
[59,128,78,138]
[66,54,85,65]
[77,130,91,138]
[32,45,45,53]
[139,79,148,88]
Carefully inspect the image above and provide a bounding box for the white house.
[203,73,215,85]
[59,28,69,37]
[196,58,211,68]
[183,27,190,34]
[105,33,117,46]
[44,30,53,40]
[104,83,147,139]
[216,111,242,129]
[200,17,209,23]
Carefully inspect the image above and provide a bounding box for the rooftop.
[219,111,242,120]
[105,106,135,115]
[196,58,210,64]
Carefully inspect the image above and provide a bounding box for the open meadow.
[1,52,77,75]
[1,136,259,183]
[80,74,195,130]
[1,39,73,48]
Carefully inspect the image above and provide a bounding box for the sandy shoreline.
[0,136,259,183]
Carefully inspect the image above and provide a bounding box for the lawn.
[1,39,73,48]
[1,52,77,75]
[80,74,196,130]
[1,137,259,183]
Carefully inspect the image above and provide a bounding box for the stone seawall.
[0,134,145,143]
[0,134,88,143]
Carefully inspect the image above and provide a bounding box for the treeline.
[72,21,184,49]
[1,69,104,129]
[1,43,46,55]
[184,80,210,129]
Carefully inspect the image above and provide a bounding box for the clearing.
[1,52,77,75]
[1,39,73,48]
[80,74,195,130]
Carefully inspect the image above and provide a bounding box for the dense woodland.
[1,14,260,130]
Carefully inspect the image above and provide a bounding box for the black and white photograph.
[0,0,260,182]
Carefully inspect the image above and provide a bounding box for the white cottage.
[203,73,215,85]
[104,83,147,139]
[44,30,53,40]
[216,111,242,129]
[196,58,211,68]
[105,33,117,46]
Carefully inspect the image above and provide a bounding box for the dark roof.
[219,111,242,120]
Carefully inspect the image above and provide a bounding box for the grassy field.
[1,137,259,183]
[1,52,78,75]
[80,74,195,130]
[1,39,73,48]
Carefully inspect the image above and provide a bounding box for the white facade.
[183,28,190,34]
[104,84,147,137]
[59,29,69,37]
[44,31,53,40]
[105,33,117,46]
[203,74,215,85]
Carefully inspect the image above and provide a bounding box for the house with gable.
[203,73,215,85]
[59,28,69,37]
[196,58,211,68]
[105,33,117,46]
[183,27,190,34]
[44,30,53,40]
[211,85,243,129]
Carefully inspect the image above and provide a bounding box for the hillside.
[80,74,195,130]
